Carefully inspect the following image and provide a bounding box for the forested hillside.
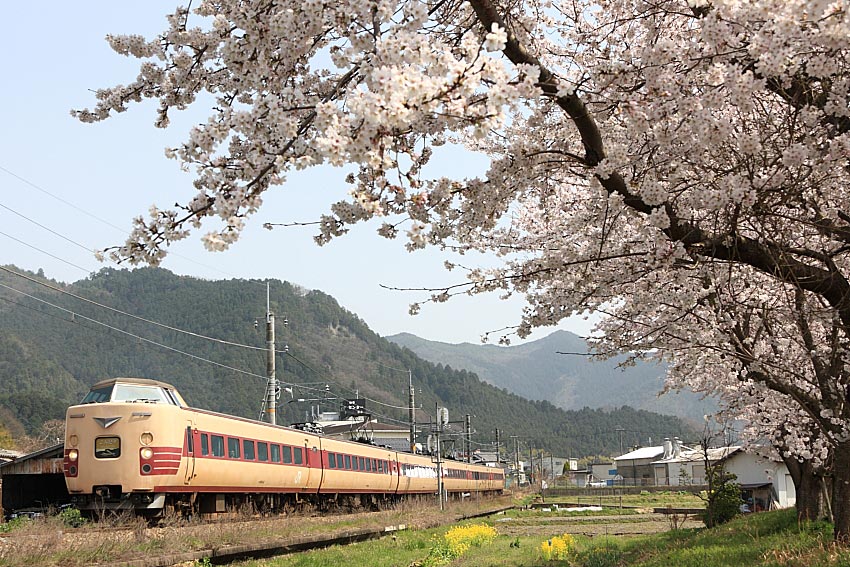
[388,332,715,421]
[0,266,696,456]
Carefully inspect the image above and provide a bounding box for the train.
[63,377,504,517]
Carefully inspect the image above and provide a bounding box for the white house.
[651,439,795,509]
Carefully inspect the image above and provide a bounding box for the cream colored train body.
[64,378,504,515]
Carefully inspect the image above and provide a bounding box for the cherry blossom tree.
[78,0,850,539]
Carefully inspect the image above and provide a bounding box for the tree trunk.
[783,455,828,522]
[832,444,850,542]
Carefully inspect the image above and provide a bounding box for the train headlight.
[140,447,154,460]
[68,449,79,461]
[69,435,78,447]
[140,432,154,446]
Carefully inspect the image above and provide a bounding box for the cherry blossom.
[78,0,850,540]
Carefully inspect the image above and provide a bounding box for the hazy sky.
[0,2,594,345]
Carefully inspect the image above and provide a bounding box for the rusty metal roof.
[0,443,64,475]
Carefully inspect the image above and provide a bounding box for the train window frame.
[345,455,352,469]
[271,444,281,463]
[358,457,365,470]
[353,456,359,471]
[365,458,372,472]
[81,386,112,404]
[293,447,303,465]
[257,442,268,462]
[211,435,225,457]
[243,439,255,461]
[377,460,383,473]
[283,445,292,464]
[227,437,241,459]
[163,389,183,406]
[328,453,336,469]
[201,433,209,456]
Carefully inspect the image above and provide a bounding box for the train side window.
[328,453,336,469]
[227,437,241,459]
[345,455,352,469]
[257,442,268,462]
[211,435,225,457]
[377,460,383,473]
[358,457,364,470]
[283,446,293,464]
[294,447,303,465]
[201,434,209,456]
[385,460,390,474]
[243,440,255,461]
[365,459,372,472]
[271,444,281,463]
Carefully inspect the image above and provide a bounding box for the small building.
[614,445,666,486]
[0,444,68,516]
[539,456,570,480]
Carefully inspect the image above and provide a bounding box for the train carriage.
[64,377,504,517]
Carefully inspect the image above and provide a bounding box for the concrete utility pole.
[465,414,472,463]
[495,429,501,465]
[616,427,625,455]
[265,282,277,425]
[408,370,416,453]
[530,448,535,484]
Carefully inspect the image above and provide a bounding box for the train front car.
[64,378,188,516]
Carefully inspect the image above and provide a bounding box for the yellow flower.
[540,533,575,561]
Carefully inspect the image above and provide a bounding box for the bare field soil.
[494,512,703,538]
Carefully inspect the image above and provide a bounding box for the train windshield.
[80,383,183,406]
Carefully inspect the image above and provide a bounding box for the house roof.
[615,446,665,461]
[0,448,24,460]
[652,446,742,465]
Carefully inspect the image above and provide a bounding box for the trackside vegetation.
[236,509,850,567]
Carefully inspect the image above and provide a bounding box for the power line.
[0,201,96,254]
[0,280,319,387]
[284,350,412,410]
[0,230,94,274]
[1,265,269,353]
[0,164,261,283]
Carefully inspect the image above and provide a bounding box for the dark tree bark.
[782,454,829,522]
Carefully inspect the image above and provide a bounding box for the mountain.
[0,265,697,457]
[387,331,714,422]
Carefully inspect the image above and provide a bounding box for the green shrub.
[59,506,86,528]
[702,469,741,528]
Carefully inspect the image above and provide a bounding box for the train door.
[301,438,322,493]
[184,423,196,485]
